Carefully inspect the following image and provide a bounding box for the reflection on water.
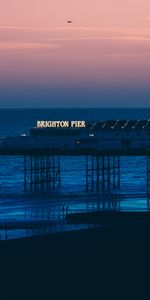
[0,192,150,240]
[0,155,149,240]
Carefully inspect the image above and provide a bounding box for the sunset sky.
[0,0,150,107]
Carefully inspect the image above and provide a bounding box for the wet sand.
[1,220,150,299]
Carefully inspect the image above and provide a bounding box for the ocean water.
[0,108,150,239]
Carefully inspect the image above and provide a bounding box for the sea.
[0,108,150,240]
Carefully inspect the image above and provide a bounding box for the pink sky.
[0,0,150,107]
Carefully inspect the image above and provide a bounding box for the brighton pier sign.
[37,120,86,128]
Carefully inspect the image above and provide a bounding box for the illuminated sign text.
[37,121,86,128]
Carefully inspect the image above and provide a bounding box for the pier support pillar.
[24,155,61,192]
[147,156,150,194]
[85,155,120,193]
[113,155,120,189]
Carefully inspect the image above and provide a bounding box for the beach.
[1,220,150,299]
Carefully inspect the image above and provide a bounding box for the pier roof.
[92,120,150,131]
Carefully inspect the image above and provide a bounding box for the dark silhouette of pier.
[1,119,150,193]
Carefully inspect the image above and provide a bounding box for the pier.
[1,119,150,193]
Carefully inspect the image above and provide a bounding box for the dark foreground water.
[0,108,150,240]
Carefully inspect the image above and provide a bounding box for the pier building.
[0,119,150,193]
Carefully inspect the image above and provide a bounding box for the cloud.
[0,36,149,53]
[48,36,150,42]
[0,25,150,52]
[0,25,150,41]
[0,25,106,31]
[103,52,150,57]
[0,41,61,50]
